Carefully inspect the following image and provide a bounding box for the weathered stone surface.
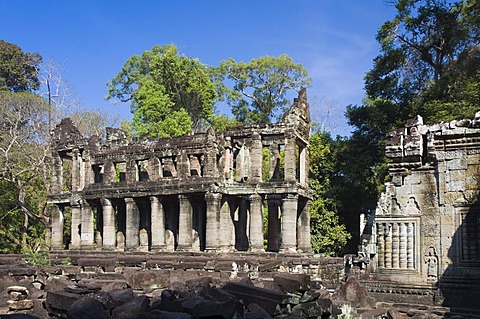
[111,295,150,319]
[273,273,310,292]
[124,270,170,290]
[332,277,375,308]
[67,297,110,319]
[223,282,286,315]
[7,299,34,310]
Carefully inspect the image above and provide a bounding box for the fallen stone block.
[67,297,110,319]
[273,273,310,292]
[111,295,149,319]
[222,282,286,315]
[7,299,34,311]
[45,290,82,312]
[124,270,170,290]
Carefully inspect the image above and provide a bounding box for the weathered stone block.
[124,270,170,290]
[111,295,150,319]
[273,273,310,292]
[223,282,287,315]
[46,290,82,312]
[67,297,110,319]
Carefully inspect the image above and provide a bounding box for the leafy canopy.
[107,44,216,137]
[0,40,42,92]
[215,55,311,124]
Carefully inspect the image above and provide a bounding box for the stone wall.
[363,112,480,311]
[47,90,312,254]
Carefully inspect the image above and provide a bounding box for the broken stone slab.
[332,276,376,308]
[222,282,287,315]
[64,282,101,294]
[45,290,82,312]
[111,295,149,319]
[124,269,170,290]
[148,309,193,319]
[273,273,311,292]
[7,299,34,311]
[66,297,110,319]
[359,307,388,319]
[291,300,328,318]
[7,286,29,300]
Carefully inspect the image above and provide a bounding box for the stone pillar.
[83,150,92,186]
[224,137,232,181]
[399,222,407,269]
[220,198,234,251]
[50,204,64,250]
[269,144,281,181]
[267,195,282,252]
[103,161,115,184]
[101,198,116,249]
[249,193,264,252]
[150,196,166,251]
[204,128,217,177]
[79,151,85,191]
[71,203,81,249]
[80,200,94,249]
[178,152,190,178]
[250,132,263,183]
[205,192,222,251]
[407,222,415,269]
[178,194,192,251]
[284,133,296,182]
[52,153,63,194]
[125,197,140,250]
[297,199,311,253]
[126,160,138,183]
[392,223,399,268]
[385,223,393,268]
[71,148,80,192]
[377,223,385,268]
[299,145,309,186]
[236,145,249,182]
[280,194,298,252]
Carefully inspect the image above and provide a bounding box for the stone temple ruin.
[360,112,480,310]
[47,89,312,254]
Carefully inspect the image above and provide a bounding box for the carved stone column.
[280,194,298,252]
[249,193,264,252]
[392,222,399,268]
[297,199,311,253]
[267,195,282,252]
[103,161,115,184]
[101,198,115,249]
[284,132,296,182]
[377,223,385,268]
[224,137,232,182]
[250,132,263,183]
[385,223,393,268]
[399,222,407,268]
[299,145,309,186]
[70,203,81,249]
[52,153,63,194]
[178,194,192,251]
[205,192,222,251]
[71,148,80,192]
[407,222,415,269]
[150,196,166,251]
[204,128,217,177]
[50,204,64,250]
[80,200,94,249]
[269,144,281,181]
[220,197,234,251]
[125,197,139,250]
[178,152,190,178]
[126,160,138,183]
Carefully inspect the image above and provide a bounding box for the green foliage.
[0,40,42,92]
[208,114,241,132]
[215,55,311,124]
[309,132,351,256]
[107,44,216,137]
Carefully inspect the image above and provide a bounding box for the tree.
[107,44,216,137]
[308,131,351,255]
[349,0,480,141]
[0,91,51,252]
[215,55,311,124]
[0,40,42,92]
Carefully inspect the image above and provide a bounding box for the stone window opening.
[162,157,177,178]
[92,164,104,184]
[114,162,126,182]
[189,154,203,177]
[137,160,150,181]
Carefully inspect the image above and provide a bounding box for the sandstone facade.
[47,90,312,254]
[366,112,480,309]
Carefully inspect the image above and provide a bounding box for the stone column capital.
[100,198,112,207]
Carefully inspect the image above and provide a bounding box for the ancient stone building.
[365,112,480,309]
[47,89,312,254]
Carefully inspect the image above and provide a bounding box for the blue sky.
[1,1,396,136]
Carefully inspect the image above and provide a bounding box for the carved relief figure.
[424,246,438,280]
